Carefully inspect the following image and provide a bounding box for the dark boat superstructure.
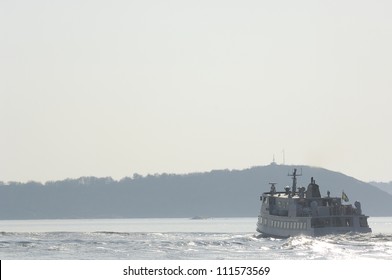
[256,169,371,237]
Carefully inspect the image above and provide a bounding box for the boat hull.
[256,216,371,238]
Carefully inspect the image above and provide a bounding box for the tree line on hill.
[1,164,392,219]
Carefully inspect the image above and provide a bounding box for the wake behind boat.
[256,169,371,238]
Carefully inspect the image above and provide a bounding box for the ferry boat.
[256,169,372,237]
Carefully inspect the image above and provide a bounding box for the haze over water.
[1,1,392,183]
[1,1,392,261]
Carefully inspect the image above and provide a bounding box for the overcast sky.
[1,0,391,183]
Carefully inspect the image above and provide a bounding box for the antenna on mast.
[288,168,302,195]
[271,154,277,165]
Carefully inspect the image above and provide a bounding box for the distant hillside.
[369,181,392,195]
[1,164,392,219]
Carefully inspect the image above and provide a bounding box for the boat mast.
[288,168,302,195]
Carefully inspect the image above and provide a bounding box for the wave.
[1,231,392,259]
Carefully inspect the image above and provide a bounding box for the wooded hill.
[1,164,391,219]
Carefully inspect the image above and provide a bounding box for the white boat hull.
[256,215,371,238]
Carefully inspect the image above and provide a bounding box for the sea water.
[0,217,391,260]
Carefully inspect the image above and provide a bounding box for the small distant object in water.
[190,216,209,220]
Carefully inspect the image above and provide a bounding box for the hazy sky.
[1,0,391,183]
